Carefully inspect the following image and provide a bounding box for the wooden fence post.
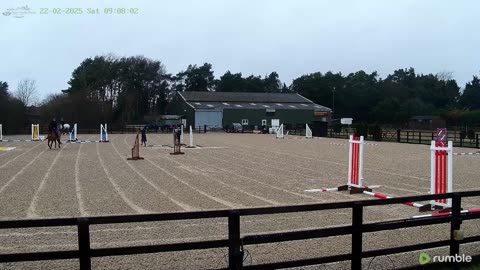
[351,202,363,270]
[228,211,243,270]
[78,218,91,270]
[450,193,462,269]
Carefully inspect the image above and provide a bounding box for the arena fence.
[328,129,480,149]
[0,191,479,269]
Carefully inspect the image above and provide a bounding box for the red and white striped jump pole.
[412,208,480,219]
[348,135,365,188]
[362,191,425,208]
[305,185,381,193]
[430,140,453,209]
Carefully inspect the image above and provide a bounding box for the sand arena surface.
[0,133,479,269]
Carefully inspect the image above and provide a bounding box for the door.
[271,119,280,127]
[195,111,223,128]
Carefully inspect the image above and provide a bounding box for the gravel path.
[0,133,479,269]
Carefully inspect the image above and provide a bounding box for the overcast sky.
[1,0,479,100]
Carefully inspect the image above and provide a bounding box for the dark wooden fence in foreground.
[0,191,479,269]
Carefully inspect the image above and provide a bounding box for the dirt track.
[0,133,479,269]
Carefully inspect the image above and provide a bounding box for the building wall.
[223,109,322,129]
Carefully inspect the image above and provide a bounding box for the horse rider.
[48,117,61,145]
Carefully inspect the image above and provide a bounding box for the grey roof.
[178,91,331,111]
[179,91,312,103]
[189,102,330,111]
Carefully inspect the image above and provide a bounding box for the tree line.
[1,54,479,130]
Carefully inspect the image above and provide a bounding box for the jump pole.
[0,124,2,141]
[306,136,380,194]
[412,208,480,219]
[362,191,425,208]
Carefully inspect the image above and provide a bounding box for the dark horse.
[47,131,61,149]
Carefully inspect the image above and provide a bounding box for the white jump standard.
[0,124,2,141]
[276,124,284,139]
[68,123,78,142]
[100,124,109,142]
[186,125,196,148]
[305,124,312,139]
[275,124,289,139]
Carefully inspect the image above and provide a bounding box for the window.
[241,119,248,125]
[223,102,230,106]
[262,119,267,126]
[301,104,308,107]
[207,104,214,107]
[276,103,283,106]
[289,105,296,108]
[195,102,202,105]
[235,104,242,107]
[262,105,270,108]
[250,103,257,105]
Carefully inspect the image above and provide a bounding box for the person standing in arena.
[141,126,147,147]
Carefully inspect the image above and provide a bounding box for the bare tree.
[15,78,39,106]
[436,71,454,81]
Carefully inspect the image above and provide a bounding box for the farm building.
[409,115,446,130]
[167,91,331,130]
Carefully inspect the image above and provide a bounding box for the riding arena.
[0,124,479,269]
